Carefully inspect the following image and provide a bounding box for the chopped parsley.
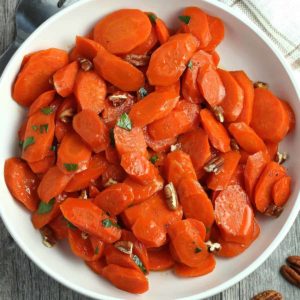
[50,145,56,152]
[22,136,35,150]
[37,198,55,214]
[116,113,132,131]
[149,154,159,164]
[32,125,38,131]
[40,106,54,115]
[64,163,78,172]
[39,124,49,133]
[148,13,157,24]
[94,246,99,255]
[101,219,120,228]
[138,87,148,99]
[194,247,202,253]
[178,15,191,25]
[187,60,193,69]
[132,255,147,274]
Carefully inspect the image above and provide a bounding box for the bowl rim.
[1,0,300,299]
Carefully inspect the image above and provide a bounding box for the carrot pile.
[4,7,295,294]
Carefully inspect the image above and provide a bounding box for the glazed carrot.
[55,121,73,143]
[76,36,102,59]
[177,178,215,229]
[280,99,296,133]
[93,41,145,91]
[272,176,291,207]
[182,50,213,104]
[155,18,170,44]
[28,151,55,174]
[105,145,120,165]
[57,132,91,174]
[211,51,220,66]
[28,90,56,117]
[250,88,289,142]
[130,26,158,54]
[37,166,72,202]
[73,110,109,153]
[155,81,181,95]
[60,198,121,243]
[265,142,278,160]
[244,151,270,201]
[229,164,245,187]
[22,110,55,163]
[94,183,134,215]
[147,33,199,86]
[74,70,106,114]
[129,91,179,127]
[86,258,107,276]
[4,158,39,212]
[148,246,175,271]
[20,51,40,69]
[101,163,127,185]
[197,63,225,106]
[231,71,254,125]
[89,184,100,198]
[200,109,231,153]
[13,48,68,106]
[218,69,244,122]
[148,100,200,140]
[215,184,254,244]
[93,9,152,55]
[114,126,147,157]
[203,15,225,52]
[180,7,211,48]
[65,153,108,192]
[102,264,149,294]
[18,118,28,142]
[56,96,77,123]
[254,162,287,213]
[174,255,216,277]
[164,150,197,188]
[207,151,241,191]
[49,214,68,240]
[228,122,267,154]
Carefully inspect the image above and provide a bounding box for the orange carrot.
[155,18,170,44]
[203,15,225,52]
[28,151,55,174]
[280,99,296,133]
[86,258,107,276]
[211,51,220,66]
[49,214,68,240]
[265,142,278,160]
[131,25,158,54]
[76,36,102,60]
[28,90,56,117]
[148,246,175,271]
[272,176,291,207]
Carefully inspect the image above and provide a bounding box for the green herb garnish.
[37,198,55,214]
[64,163,78,172]
[50,145,56,152]
[117,113,132,131]
[102,219,120,228]
[149,154,159,164]
[188,60,193,69]
[95,246,99,255]
[66,220,77,230]
[132,255,147,274]
[178,15,191,25]
[148,13,157,24]
[22,136,35,150]
[138,87,148,99]
[19,140,24,148]
[206,226,211,233]
[40,106,54,115]
[32,125,38,131]
[39,124,49,133]
[109,128,115,147]
[194,247,202,253]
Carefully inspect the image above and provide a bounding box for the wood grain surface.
[0,0,299,299]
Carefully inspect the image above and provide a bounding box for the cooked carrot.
[197,63,225,106]
[57,132,91,174]
[55,121,73,143]
[18,118,28,142]
[49,214,68,240]
[174,255,216,277]
[74,70,106,114]
[28,150,55,174]
[20,51,40,69]
[94,45,145,91]
[211,51,220,66]
[203,15,225,52]
[37,166,72,202]
[217,69,244,122]
[130,25,158,54]
[272,176,291,207]
[265,142,278,160]
[89,184,100,198]
[56,96,77,123]
[102,264,149,294]
[101,163,127,185]
[177,178,215,229]
[4,158,39,212]
[229,164,245,187]
[148,100,200,140]
[86,258,107,276]
[155,18,170,44]
[94,183,134,215]
[200,108,231,153]
[182,50,213,104]
[73,110,109,153]
[148,246,175,271]
[60,198,121,243]
[105,145,120,165]
[250,88,289,142]
[215,184,254,244]
[76,36,102,60]
[129,91,179,127]
[254,162,287,213]
[155,81,181,95]
[180,7,211,48]
[13,48,68,106]
[69,47,81,62]
[231,71,254,125]
[28,90,56,117]
[94,9,152,55]
[65,153,108,192]
[147,33,199,86]
[280,99,296,133]
[207,151,241,191]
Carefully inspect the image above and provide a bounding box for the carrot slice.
[254,162,287,213]
[57,132,92,174]
[28,151,55,174]
[250,88,289,142]
[147,33,199,86]
[211,51,220,66]
[4,158,39,212]
[76,36,102,60]
[55,121,73,143]
[272,176,291,207]
[60,198,121,243]
[49,214,68,240]
[86,258,107,276]
[74,70,106,114]
[280,99,296,133]
[200,108,231,153]
[93,9,152,55]
[155,18,170,44]
[207,151,241,191]
[203,15,225,52]
[101,163,127,185]
[148,246,175,271]
[105,145,120,165]
[28,90,56,117]
[37,166,72,202]
[231,71,254,125]
[13,48,68,106]
[56,96,77,123]
[265,142,278,160]
[73,110,109,153]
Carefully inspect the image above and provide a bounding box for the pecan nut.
[254,81,268,89]
[108,92,134,107]
[78,57,93,71]
[287,256,300,273]
[204,155,224,174]
[264,204,283,218]
[280,264,300,287]
[164,182,179,211]
[252,290,283,300]
[124,54,150,67]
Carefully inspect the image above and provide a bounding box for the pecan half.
[114,241,134,255]
[104,178,118,187]
[204,155,224,174]
[164,182,179,211]
[78,57,93,71]
[124,54,150,67]
[170,143,181,152]
[264,204,283,218]
[254,81,268,89]
[280,264,300,288]
[80,189,88,199]
[287,256,300,273]
[59,107,75,123]
[275,151,288,165]
[230,139,240,151]
[40,226,56,248]
[108,92,134,107]
[205,241,221,253]
[81,232,89,240]
[212,106,224,123]
[252,290,283,300]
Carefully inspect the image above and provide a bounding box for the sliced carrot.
[101,163,127,185]
[280,99,296,134]
[148,246,175,271]
[86,258,107,276]
[147,33,199,86]
[28,151,55,174]
[18,118,28,142]
[254,162,287,213]
[105,145,120,165]
[207,151,241,191]
[28,90,56,117]
[250,88,289,142]
[231,71,254,125]
[4,158,39,212]
[74,70,106,114]
[49,214,68,240]
[130,25,158,54]
[155,81,181,95]
[200,108,231,153]
[55,121,73,143]
[229,164,245,187]
[89,184,100,198]
[69,47,81,62]
[203,15,225,52]
[57,132,92,174]
[211,51,220,66]
[265,142,278,160]
[13,48,68,106]
[76,36,102,60]
[272,176,291,207]
[94,9,152,55]
[155,18,170,44]
[20,51,40,69]
[37,166,72,202]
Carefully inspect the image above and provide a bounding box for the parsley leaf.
[148,13,157,24]
[149,154,159,164]
[19,140,24,148]
[39,124,49,133]
[50,145,56,152]
[138,87,148,99]
[23,136,35,150]
[194,247,202,253]
[32,125,38,131]
[102,219,120,228]
[132,255,147,274]
[66,220,77,230]
[117,113,132,131]
[64,163,78,172]
[109,128,115,147]
[188,60,193,69]
[178,15,191,25]
[94,246,99,255]
[40,106,54,115]
[37,198,55,214]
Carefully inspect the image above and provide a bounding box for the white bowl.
[0,0,299,299]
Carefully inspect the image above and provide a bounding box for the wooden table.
[0,0,299,299]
